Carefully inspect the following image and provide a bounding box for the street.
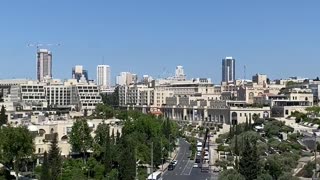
[162,138,219,180]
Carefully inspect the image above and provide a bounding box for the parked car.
[172,160,178,166]
[193,163,199,168]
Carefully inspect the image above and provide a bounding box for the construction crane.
[27,43,61,51]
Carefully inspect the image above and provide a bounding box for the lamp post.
[169,134,172,160]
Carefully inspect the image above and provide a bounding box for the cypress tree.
[249,115,252,130]
[234,125,239,170]
[0,105,7,126]
[116,130,121,144]
[239,137,259,180]
[41,151,50,180]
[48,133,62,180]
[245,115,249,131]
[111,128,115,145]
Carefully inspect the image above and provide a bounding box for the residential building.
[72,65,88,82]
[37,49,52,82]
[96,65,111,89]
[116,72,135,86]
[252,74,268,86]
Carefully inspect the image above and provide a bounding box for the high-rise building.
[72,65,88,82]
[222,57,236,84]
[175,65,186,81]
[96,65,111,88]
[37,49,52,82]
[116,72,135,86]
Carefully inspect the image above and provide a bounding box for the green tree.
[48,133,62,180]
[0,105,6,126]
[94,122,112,173]
[239,138,259,180]
[40,151,50,180]
[264,155,282,180]
[0,126,34,180]
[256,173,273,180]
[301,161,314,178]
[116,129,121,144]
[118,137,136,180]
[69,119,93,163]
[219,169,245,180]
[61,159,86,180]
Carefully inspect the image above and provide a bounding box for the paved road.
[163,138,218,180]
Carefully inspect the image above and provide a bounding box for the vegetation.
[0,126,34,179]
[219,118,304,180]
[69,118,93,163]
[0,105,7,126]
[48,133,63,179]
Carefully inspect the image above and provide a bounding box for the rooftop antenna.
[244,65,247,80]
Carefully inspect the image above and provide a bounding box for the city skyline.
[0,1,320,82]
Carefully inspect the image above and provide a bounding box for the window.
[240,113,242,117]
[285,110,289,115]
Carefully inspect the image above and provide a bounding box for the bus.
[147,171,162,180]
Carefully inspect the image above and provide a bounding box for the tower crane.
[27,43,61,51]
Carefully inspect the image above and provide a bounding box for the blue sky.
[0,0,319,83]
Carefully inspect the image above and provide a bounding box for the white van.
[147,171,162,180]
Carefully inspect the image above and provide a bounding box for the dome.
[28,125,38,132]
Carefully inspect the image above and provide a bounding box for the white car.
[193,163,199,168]
[172,160,178,166]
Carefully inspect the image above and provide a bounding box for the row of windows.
[78,90,99,93]
[22,96,46,99]
[80,96,101,99]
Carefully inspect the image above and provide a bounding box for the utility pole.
[151,142,154,180]
[135,148,138,180]
[315,134,318,179]
[161,139,163,171]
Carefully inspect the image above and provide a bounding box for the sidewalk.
[159,146,180,172]
[209,124,229,165]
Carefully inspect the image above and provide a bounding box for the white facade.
[97,65,111,89]
[37,49,52,82]
[175,65,186,81]
[116,72,135,86]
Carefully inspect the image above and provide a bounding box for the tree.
[0,105,6,126]
[256,173,273,180]
[94,122,112,173]
[252,113,259,123]
[118,137,136,180]
[264,155,282,180]
[69,119,93,163]
[239,138,259,180]
[0,126,34,180]
[116,129,121,144]
[48,133,62,179]
[219,169,245,180]
[40,151,50,180]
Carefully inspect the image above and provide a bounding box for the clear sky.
[0,0,319,83]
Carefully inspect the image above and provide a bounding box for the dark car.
[168,163,175,171]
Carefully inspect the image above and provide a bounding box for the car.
[168,163,175,171]
[172,160,178,166]
[193,163,199,168]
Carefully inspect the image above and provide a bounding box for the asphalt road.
[163,138,218,180]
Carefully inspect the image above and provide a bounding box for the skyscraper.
[37,49,52,82]
[97,65,111,88]
[222,57,236,84]
[72,65,88,82]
